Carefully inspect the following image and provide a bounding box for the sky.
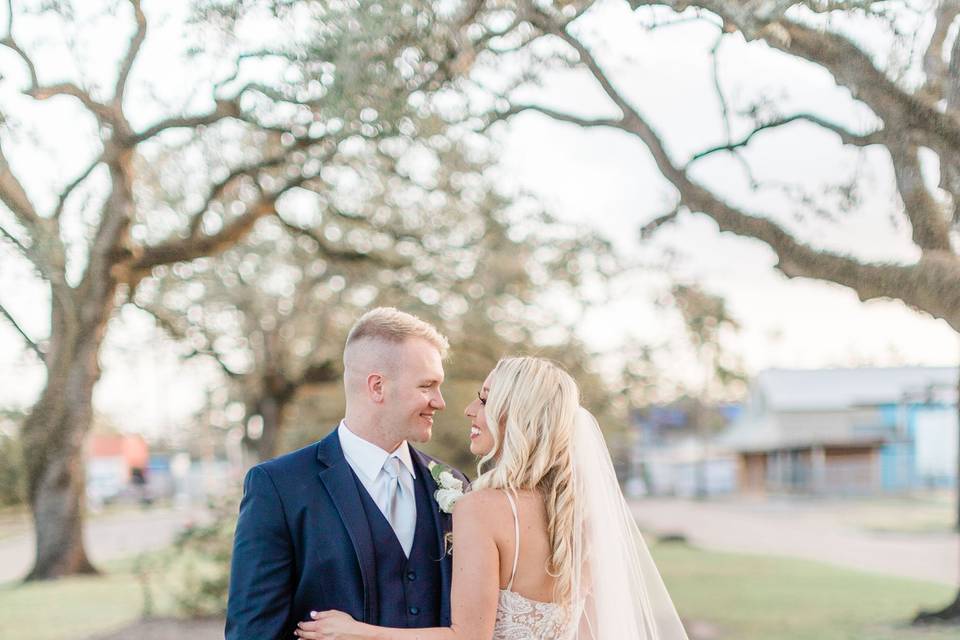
[0,0,957,437]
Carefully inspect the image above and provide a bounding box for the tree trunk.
[914,591,960,625]
[244,393,288,463]
[23,295,113,580]
[912,353,960,624]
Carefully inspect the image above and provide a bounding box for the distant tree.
[138,121,616,465]
[672,283,745,496]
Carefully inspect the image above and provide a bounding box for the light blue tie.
[383,456,416,556]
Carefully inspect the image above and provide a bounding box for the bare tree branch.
[624,1,960,155]
[0,299,44,362]
[923,0,960,99]
[52,154,103,220]
[534,13,689,189]
[131,299,241,378]
[0,0,38,89]
[231,81,326,109]
[185,347,243,378]
[1,2,114,124]
[0,221,29,256]
[886,138,953,252]
[185,134,324,238]
[113,0,147,111]
[129,98,242,144]
[275,215,406,269]
[640,206,681,239]
[486,103,621,131]
[124,162,328,280]
[935,11,960,223]
[27,83,114,122]
[0,217,66,288]
[708,31,760,185]
[507,12,960,330]
[0,137,41,228]
[687,113,884,165]
[775,19,960,152]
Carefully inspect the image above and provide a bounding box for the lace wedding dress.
[491,491,572,640]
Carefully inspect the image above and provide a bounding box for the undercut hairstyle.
[344,307,449,364]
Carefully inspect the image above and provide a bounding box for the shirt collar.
[337,420,417,482]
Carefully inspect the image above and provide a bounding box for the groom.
[225,307,468,639]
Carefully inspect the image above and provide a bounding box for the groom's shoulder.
[256,438,326,478]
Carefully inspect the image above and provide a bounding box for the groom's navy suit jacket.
[225,427,467,640]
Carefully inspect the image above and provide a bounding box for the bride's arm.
[298,490,502,640]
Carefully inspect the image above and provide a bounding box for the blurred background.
[1,0,959,638]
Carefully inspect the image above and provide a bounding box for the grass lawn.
[652,542,958,640]
[0,555,181,640]
[0,572,144,640]
[1,543,957,640]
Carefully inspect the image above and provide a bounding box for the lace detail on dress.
[493,589,572,639]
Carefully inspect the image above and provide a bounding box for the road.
[4,497,955,588]
[633,497,959,586]
[0,506,206,584]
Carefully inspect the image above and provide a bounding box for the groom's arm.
[226,465,295,640]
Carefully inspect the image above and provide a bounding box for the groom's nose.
[430,389,445,410]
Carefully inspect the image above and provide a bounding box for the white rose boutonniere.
[428,461,464,514]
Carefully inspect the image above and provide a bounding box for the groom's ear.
[367,372,385,403]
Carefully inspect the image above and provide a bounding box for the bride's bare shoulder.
[452,488,511,527]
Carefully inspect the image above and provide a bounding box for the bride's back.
[487,487,558,603]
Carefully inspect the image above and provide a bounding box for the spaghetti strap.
[504,490,520,591]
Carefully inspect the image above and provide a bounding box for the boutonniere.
[428,461,463,514]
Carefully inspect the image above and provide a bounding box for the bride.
[296,356,689,640]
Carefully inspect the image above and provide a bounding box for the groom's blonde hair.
[342,307,449,397]
[345,307,449,356]
[471,356,580,608]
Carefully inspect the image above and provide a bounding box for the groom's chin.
[411,427,432,443]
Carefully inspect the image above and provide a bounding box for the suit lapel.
[316,429,377,622]
[411,447,454,623]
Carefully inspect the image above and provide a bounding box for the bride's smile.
[464,373,495,456]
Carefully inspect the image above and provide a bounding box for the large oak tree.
[0,0,477,580]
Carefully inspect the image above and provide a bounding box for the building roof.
[754,366,958,412]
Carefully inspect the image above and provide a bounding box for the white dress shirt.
[337,420,417,523]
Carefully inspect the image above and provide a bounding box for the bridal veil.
[568,407,689,640]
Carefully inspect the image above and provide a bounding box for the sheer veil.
[569,407,689,640]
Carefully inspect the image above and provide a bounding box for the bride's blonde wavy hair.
[470,356,580,606]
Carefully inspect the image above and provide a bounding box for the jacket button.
[408,606,420,615]
[406,571,416,581]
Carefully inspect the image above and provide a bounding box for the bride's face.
[465,371,496,456]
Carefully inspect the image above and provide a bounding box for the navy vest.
[353,465,443,627]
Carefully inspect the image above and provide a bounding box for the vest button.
[408,606,420,615]
[406,571,416,581]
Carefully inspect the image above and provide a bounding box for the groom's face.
[384,337,446,443]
